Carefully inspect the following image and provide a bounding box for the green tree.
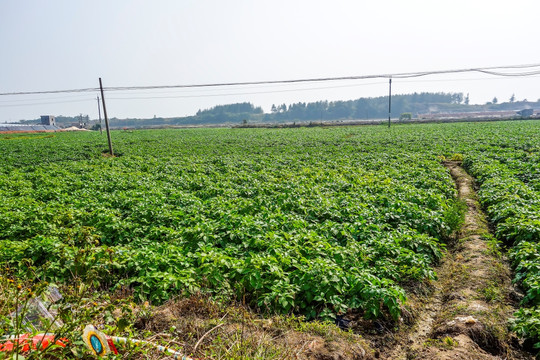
[399,113,412,121]
[464,93,470,105]
[452,93,464,104]
[492,97,498,104]
[510,93,515,103]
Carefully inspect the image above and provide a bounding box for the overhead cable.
[1,63,540,97]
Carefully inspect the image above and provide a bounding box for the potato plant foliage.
[0,127,461,322]
[459,125,540,348]
[2,121,539,332]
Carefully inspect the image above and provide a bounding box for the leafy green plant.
[511,307,540,349]
[1,120,540,341]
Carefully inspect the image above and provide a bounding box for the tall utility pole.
[388,77,392,128]
[99,78,113,156]
[96,96,103,134]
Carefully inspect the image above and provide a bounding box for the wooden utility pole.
[388,77,392,128]
[99,78,113,156]
[96,96,103,134]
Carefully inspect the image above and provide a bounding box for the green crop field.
[1,120,540,352]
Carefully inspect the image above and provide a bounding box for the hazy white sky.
[1,0,539,122]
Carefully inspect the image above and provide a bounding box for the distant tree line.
[16,94,540,128]
[188,102,264,124]
[265,92,465,122]
[110,103,265,127]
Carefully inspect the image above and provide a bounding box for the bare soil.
[135,295,374,359]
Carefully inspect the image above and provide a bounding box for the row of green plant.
[0,127,461,324]
[464,153,540,348]
[3,120,540,348]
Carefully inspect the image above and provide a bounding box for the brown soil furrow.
[382,161,532,360]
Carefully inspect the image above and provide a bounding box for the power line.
[0,93,95,103]
[108,81,389,100]
[0,98,95,108]
[110,79,360,95]
[1,63,540,97]
[104,64,540,91]
[108,73,540,101]
[0,87,99,96]
[398,74,540,84]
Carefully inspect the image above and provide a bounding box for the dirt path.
[383,161,532,359]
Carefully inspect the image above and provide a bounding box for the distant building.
[40,115,56,126]
[0,115,59,133]
[516,109,534,117]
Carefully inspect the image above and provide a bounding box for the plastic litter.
[10,285,63,333]
[83,325,118,356]
[3,285,193,359]
[83,325,194,359]
[0,333,67,352]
